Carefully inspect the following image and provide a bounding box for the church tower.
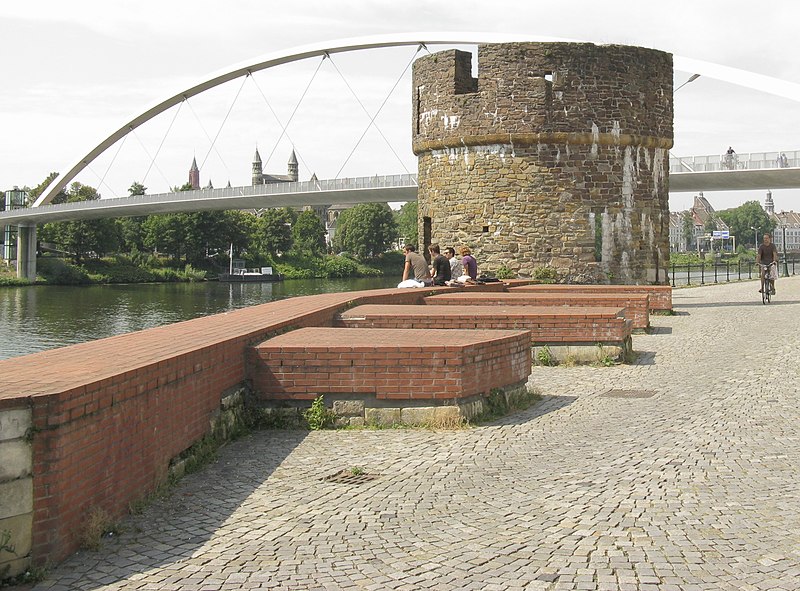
[288,149,298,182]
[765,190,775,215]
[252,148,263,185]
[189,157,200,189]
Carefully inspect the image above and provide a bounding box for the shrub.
[536,345,554,366]
[37,257,91,285]
[494,265,516,279]
[532,266,558,283]
[320,255,360,278]
[181,264,207,282]
[0,275,31,287]
[303,395,336,430]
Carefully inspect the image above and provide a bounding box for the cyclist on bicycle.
[757,232,779,295]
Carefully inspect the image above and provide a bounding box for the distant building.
[189,157,200,189]
[252,149,298,185]
[766,190,800,252]
[669,192,728,252]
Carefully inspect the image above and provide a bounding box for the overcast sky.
[2,0,799,212]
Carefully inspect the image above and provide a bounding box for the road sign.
[712,230,729,239]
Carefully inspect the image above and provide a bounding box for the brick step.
[425,292,650,331]
[508,284,672,312]
[336,304,632,344]
[247,327,531,402]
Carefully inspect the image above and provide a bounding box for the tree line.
[27,175,420,269]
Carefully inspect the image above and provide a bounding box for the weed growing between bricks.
[470,387,542,425]
[79,507,120,551]
[0,529,47,588]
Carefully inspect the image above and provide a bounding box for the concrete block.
[400,407,436,426]
[0,556,31,579]
[0,439,32,482]
[333,400,364,417]
[0,409,31,442]
[365,408,401,427]
[0,512,33,563]
[0,477,33,520]
[348,417,365,427]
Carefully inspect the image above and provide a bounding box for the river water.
[0,277,399,361]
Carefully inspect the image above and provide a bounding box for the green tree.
[38,183,119,263]
[128,181,147,196]
[718,200,774,247]
[142,213,187,262]
[334,203,398,258]
[28,172,66,204]
[292,210,326,256]
[222,210,258,258]
[681,211,695,251]
[117,181,149,252]
[258,207,295,256]
[394,201,418,246]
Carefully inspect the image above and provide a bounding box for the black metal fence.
[670,256,800,287]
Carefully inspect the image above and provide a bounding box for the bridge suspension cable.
[249,72,315,180]
[334,44,424,180]
[198,73,249,177]
[185,98,231,182]
[131,127,174,191]
[325,48,416,176]
[92,131,130,198]
[263,55,326,171]
[142,99,185,188]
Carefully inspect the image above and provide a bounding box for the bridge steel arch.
[33,32,800,207]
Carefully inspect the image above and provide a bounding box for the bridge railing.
[3,174,419,216]
[670,255,800,286]
[143,173,419,204]
[669,150,800,173]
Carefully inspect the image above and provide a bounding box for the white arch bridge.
[7,32,800,278]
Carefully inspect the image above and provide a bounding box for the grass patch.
[79,507,120,551]
[471,386,542,424]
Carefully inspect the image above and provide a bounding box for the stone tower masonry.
[412,42,673,284]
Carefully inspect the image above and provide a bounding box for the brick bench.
[508,284,672,312]
[336,304,633,362]
[424,292,650,331]
[247,327,531,425]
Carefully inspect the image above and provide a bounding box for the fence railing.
[669,150,800,173]
[670,256,800,287]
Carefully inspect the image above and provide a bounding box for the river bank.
[0,276,400,361]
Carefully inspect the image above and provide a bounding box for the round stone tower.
[412,42,673,284]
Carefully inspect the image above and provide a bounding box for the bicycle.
[759,262,777,305]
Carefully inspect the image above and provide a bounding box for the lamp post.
[751,226,759,249]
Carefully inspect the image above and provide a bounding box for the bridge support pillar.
[16,223,36,280]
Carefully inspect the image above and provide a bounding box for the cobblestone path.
[33,278,800,590]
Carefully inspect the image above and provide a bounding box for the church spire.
[288,149,298,182]
[189,156,200,189]
[252,147,263,186]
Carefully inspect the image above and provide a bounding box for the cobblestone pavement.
[32,278,800,590]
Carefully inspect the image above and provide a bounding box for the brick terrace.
[248,327,531,401]
[0,284,518,569]
[509,283,672,312]
[424,291,650,331]
[336,304,633,344]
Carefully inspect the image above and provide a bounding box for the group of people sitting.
[399,243,478,288]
